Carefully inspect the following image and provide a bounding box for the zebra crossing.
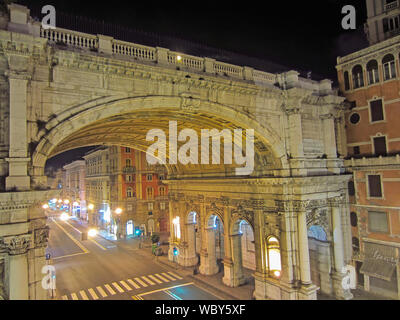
[60,271,184,300]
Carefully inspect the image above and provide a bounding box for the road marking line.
[88,288,99,300]
[165,290,182,300]
[162,273,177,281]
[52,252,88,260]
[51,218,89,254]
[120,281,132,291]
[168,271,183,280]
[64,220,82,234]
[154,273,170,282]
[96,286,108,298]
[139,282,194,297]
[61,295,68,300]
[127,279,140,289]
[79,290,89,300]
[89,239,107,251]
[112,282,125,293]
[70,293,79,300]
[134,277,148,287]
[104,284,116,295]
[148,275,163,284]
[141,276,155,286]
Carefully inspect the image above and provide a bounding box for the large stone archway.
[0,4,354,300]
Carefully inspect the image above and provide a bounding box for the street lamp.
[115,208,123,215]
[42,204,49,210]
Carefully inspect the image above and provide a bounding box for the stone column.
[3,234,31,300]
[199,227,219,276]
[5,71,31,191]
[297,206,318,300]
[179,222,198,267]
[317,242,333,296]
[223,233,245,287]
[330,198,353,300]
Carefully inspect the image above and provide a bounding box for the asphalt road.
[46,211,220,301]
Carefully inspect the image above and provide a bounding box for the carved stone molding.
[0,234,32,255]
[231,205,255,230]
[34,227,49,248]
[306,209,330,233]
[328,196,346,207]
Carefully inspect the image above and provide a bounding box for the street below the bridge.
[46,211,220,301]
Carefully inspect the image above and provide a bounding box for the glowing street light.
[42,204,49,210]
[88,228,98,237]
[64,200,70,205]
[88,204,94,210]
[115,208,123,215]
[60,213,70,221]
[176,55,182,62]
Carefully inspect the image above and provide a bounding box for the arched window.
[126,187,133,198]
[352,65,364,89]
[126,158,132,167]
[146,187,154,199]
[367,60,380,85]
[159,186,166,196]
[172,216,181,240]
[383,54,396,80]
[266,236,282,278]
[344,71,350,91]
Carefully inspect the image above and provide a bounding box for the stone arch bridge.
[0,4,353,300]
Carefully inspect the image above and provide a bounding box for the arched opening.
[367,60,380,85]
[352,65,364,89]
[266,236,282,279]
[223,218,255,288]
[383,54,396,80]
[344,71,351,91]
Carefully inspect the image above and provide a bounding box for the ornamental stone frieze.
[231,205,255,229]
[34,226,49,248]
[0,234,32,255]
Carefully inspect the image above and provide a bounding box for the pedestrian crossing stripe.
[112,282,125,293]
[79,290,89,300]
[134,277,148,287]
[127,279,141,289]
[59,271,184,300]
[154,273,170,282]
[141,276,156,286]
[96,286,107,298]
[104,284,117,295]
[88,288,99,300]
[132,295,143,300]
[168,271,183,280]
[148,275,163,284]
[119,280,132,291]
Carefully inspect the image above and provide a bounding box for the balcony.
[123,166,136,174]
[386,1,399,11]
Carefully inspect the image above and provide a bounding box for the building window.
[127,204,133,212]
[344,71,350,91]
[367,60,380,85]
[348,181,355,196]
[148,202,154,211]
[146,187,154,199]
[370,99,384,122]
[353,146,361,155]
[382,54,396,80]
[126,175,133,182]
[127,187,133,198]
[352,65,364,89]
[373,136,387,156]
[159,186,166,196]
[350,113,361,125]
[368,175,383,198]
[126,159,132,167]
[125,147,131,153]
[368,211,389,233]
[350,212,358,227]
[383,14,400,33]
[159,174,165,181]
[266,236,282,278]
[147,174,153,181]
[160,202,166,210]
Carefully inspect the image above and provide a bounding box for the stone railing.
[40,27,98,50]
[35,20,333,93]
[112,39,156,62]
[345,154,400,167]
[386,0,399,11]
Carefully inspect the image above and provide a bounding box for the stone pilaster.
[223,233,245,287]
[199,227,218,276]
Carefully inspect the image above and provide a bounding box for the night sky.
[18,0,368,169]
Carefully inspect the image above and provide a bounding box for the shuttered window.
[370,99,384,122]
[373,136,387,156]
[368,211,389,233]
[368,175,383,198]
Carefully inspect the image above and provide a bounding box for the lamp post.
[115,208,123,240]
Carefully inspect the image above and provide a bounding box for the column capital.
[0,234,31,255]
[4,70,32,81]
[328,196,346,207]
